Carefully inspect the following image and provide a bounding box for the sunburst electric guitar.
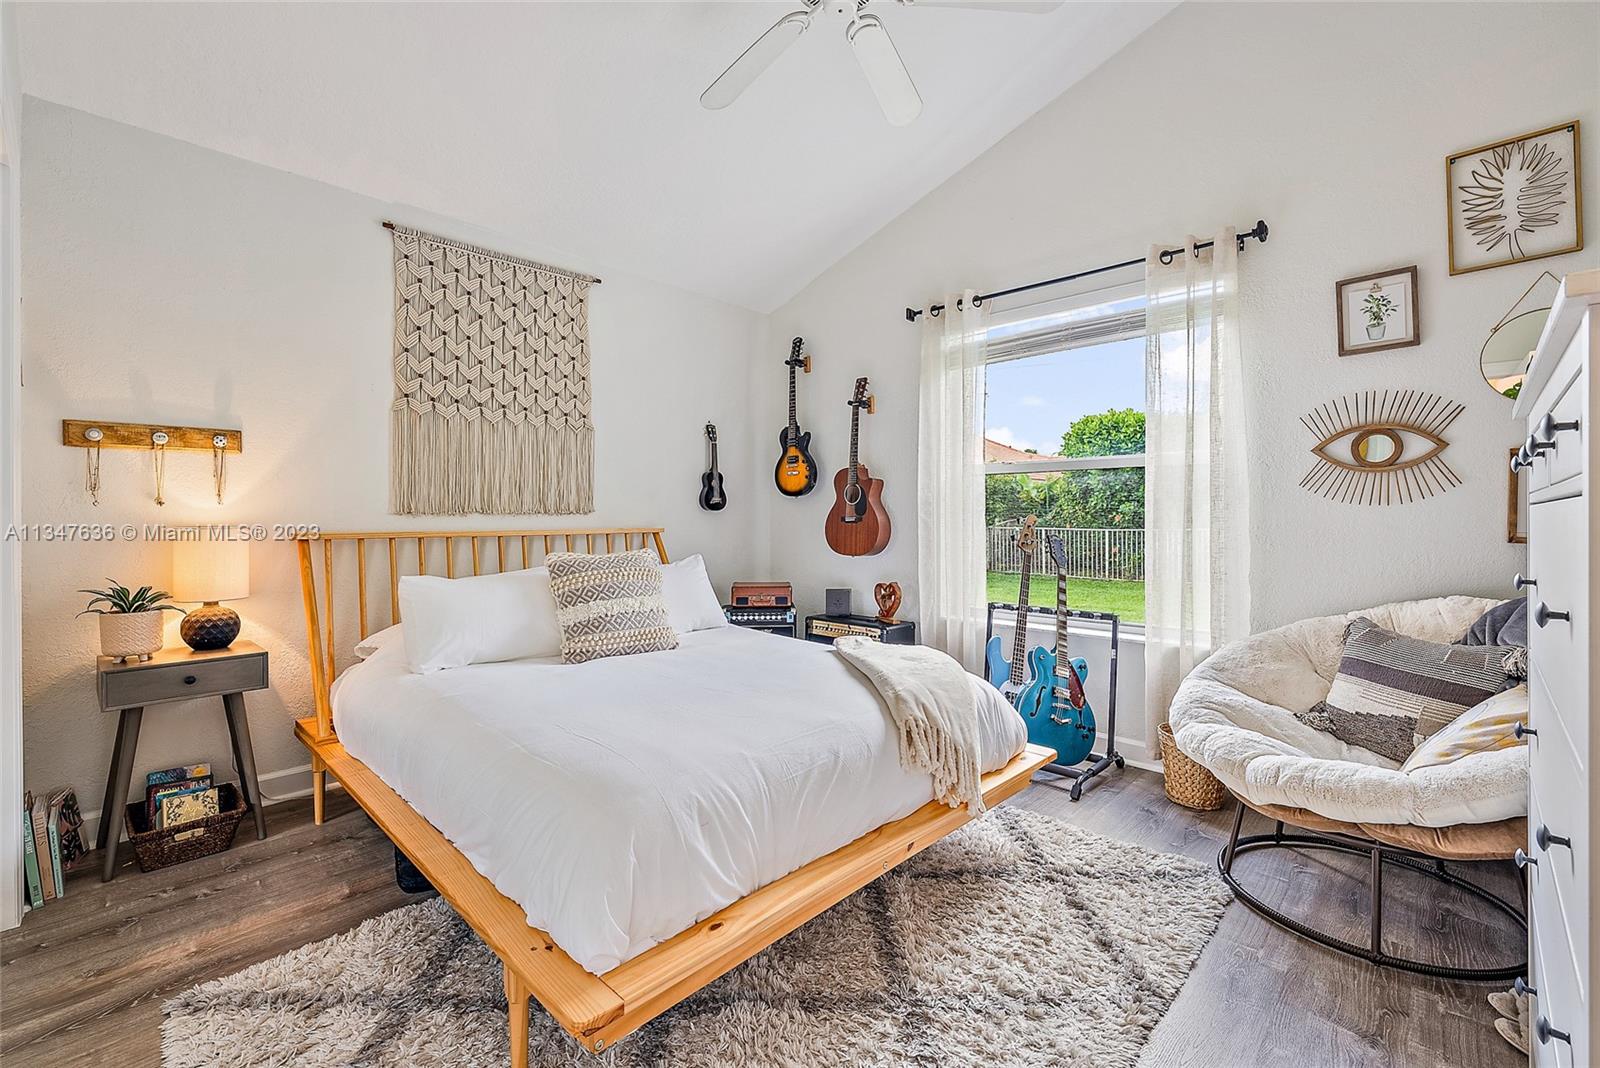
[985,516,1040,702]
[774,338,818,496]
[1014,534,1097,765]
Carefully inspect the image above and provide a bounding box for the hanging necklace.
[212,434,228,505]
[84,427,103,506]
[151,431,169,506]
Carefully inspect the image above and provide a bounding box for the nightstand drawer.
[100,653,267,710]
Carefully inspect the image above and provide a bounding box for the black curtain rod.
[905,219,1268,323]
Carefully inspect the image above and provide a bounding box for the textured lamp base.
[181,602,241,651]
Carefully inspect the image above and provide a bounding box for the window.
[983,275,1146,624]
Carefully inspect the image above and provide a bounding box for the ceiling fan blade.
[701,10,812,111]
[846,13,922,127]
[900,1,1062,11]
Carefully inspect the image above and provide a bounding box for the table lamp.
[172,537,250,650]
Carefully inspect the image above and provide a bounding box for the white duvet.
[333,625,1027,975]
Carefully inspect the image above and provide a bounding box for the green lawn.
[986,572,1145,624]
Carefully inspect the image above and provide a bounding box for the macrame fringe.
[390,408,594,516]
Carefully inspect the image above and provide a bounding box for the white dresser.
[1514,267,1598,1068]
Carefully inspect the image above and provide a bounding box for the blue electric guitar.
[1015,534,1097,765]
[984,517,1039,703]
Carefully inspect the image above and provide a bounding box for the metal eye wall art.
[1299,389,1465,505]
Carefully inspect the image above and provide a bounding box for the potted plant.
[1362,285,1398,340]
[79,581,185,662]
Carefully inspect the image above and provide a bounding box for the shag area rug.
[163,807,1230,1067]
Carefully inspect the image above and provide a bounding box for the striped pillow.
[1299,617,1523,762]
[546,550,678,664]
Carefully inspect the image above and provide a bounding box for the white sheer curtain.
[1143,231,1251,745]
[918,290,989,671]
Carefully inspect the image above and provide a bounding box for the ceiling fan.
[700,0,1061,127]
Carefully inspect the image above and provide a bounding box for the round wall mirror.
[1480,308,1550,400]
[1352,428,1401,467]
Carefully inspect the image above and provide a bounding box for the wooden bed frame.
[293,527,1054,1064]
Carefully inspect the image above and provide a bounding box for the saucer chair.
[1169,595,1527,981]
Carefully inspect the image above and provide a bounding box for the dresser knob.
[1510,451,1528,473]
[1515,848,1537,869]
[183,675,197,685]
[1513,722,1536,740]
[1514,574,1536,591]
[1537,825,1572,852]
[1535,602,1571,628]
[1536,1017,1572,1046]
[1515,977,1537,998]
[1538,413,1581,443]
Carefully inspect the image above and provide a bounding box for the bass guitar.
[1015,534,1098,765]
[824,377,891,556]
[774,337,818,496]
[699,422,727,511]
[984,516,1039,701]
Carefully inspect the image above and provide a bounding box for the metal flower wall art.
[1448,121,1583,274]
[1299,390,1464,505]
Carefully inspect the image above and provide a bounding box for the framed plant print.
[1336,265,1419,356]
[1448,121,1583,275]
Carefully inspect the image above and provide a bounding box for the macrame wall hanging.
[388,223,599,515]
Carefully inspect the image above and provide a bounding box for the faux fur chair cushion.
[1169,596,1527,827]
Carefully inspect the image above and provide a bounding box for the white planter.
[99,611,165,662]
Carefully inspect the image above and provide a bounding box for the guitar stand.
[984,602,1126,801]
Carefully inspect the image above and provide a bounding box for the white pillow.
[660,554,728,634]
[398,567,560,673]
[355,623,403,660]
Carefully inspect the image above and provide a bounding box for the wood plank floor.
[1,769,1528,1068]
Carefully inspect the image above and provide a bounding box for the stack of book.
[144,763,222,830]
[21,786,86,910]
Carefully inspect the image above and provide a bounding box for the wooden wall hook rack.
[62,420,243,453]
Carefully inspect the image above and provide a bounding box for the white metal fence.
[986,526,1144,582]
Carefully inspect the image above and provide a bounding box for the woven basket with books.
[123,782,246,872]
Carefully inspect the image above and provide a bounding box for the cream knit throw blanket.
[835,636,987,814]
[389,225,595,515]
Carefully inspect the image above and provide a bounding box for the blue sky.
[984,336,1143,455]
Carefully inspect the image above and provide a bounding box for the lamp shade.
[171,538,250,603]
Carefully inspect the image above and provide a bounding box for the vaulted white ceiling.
[16,1,1171,311]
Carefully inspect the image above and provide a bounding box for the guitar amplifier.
[804,614,917,646]
[730,581,793,608]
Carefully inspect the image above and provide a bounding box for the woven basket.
[123,783,246,872]
[1158,722,1228,811]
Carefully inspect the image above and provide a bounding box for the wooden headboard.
[294,527,669,740]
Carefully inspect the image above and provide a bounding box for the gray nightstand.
[95,640,270,881]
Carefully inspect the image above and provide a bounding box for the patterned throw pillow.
[1296,617,1523,762]
[546,550,678,664]
[1401,685,1528,772]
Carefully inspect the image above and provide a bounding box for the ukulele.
[984,516,1039,701]
[774,337,818,496]
[699,423,727,511]
[1015,534,1097,765]
[824,377,891,557]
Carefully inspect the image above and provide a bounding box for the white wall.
[19,100,767,841]
[764,1,1599,759]
[2,2,24,929]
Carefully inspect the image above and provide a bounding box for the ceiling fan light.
[701,10,812,111]
[846,14,922,126]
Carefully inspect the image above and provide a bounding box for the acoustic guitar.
[699,422,727,511]
[774,337,818,496]
[984,516,1039,701]
[824,377,891,557]
[1014,534,1097,766]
